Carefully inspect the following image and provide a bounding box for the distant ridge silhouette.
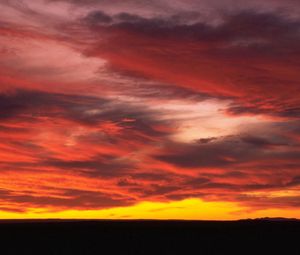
[240,217,300,222]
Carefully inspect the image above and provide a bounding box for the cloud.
[81,10,300,119]
[151,133,300,208]
[0,188,135,210]
[0,89,172,134]
[84,10,113,24]
[41,156,132,178]
[1,0,300,215]
[154,134,299,169]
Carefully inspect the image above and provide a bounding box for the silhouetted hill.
[239,217,300,222]
[0,219,299,254]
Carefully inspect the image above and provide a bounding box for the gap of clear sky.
[0,0,300,219]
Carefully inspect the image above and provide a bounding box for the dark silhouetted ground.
[0,219,299,254]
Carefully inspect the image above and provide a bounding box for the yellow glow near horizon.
[0,198,300,220]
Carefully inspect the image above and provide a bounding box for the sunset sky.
[1,0,300,219]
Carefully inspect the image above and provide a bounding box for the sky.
[0,0,300,220]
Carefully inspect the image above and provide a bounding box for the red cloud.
[84,11,300,118]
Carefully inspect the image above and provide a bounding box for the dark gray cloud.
[227,103,300,119]
[0,89,170,139]
[84,10,113,24]
[84,10,300,45]
[154,135,300,168]
[0,188,135,209]
[42,156,132,178]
